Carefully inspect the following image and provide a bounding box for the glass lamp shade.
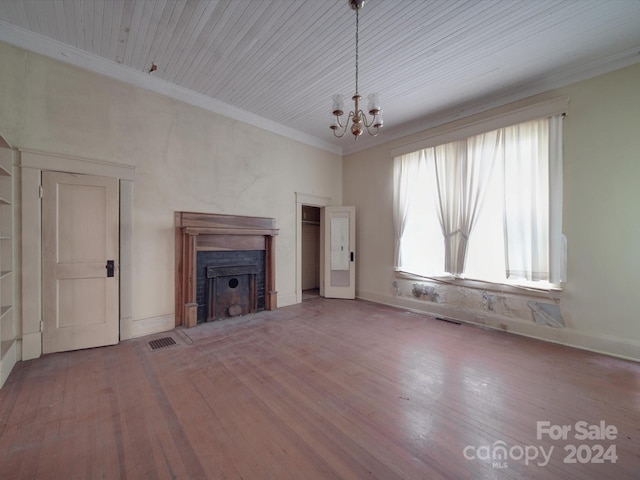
[367,93,381,114]
[373,113,384,128]
[330,114,340,130]
[332,94,345,116]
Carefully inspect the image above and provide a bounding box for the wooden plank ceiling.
[0,0,639,154]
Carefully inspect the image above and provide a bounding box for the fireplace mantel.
[175,212,278,326]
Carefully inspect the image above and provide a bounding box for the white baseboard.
[18,315,174,361]
[123,314,175,340]
[21,331,42,360]
[277,293,298,308]
[358,290,640,362]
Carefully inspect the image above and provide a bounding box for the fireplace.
[175,212,278,327]
[197,251,264,323]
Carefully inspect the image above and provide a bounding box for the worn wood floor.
[0,298,639,479]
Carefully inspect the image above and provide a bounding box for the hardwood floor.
[1,298,639,479]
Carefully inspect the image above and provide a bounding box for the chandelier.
[330,0,383,139]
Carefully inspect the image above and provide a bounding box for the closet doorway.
[301,205,321,300]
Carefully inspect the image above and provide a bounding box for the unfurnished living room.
[0,1,639,478]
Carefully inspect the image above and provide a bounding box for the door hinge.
[40,321,44,332]
[39,185,44,198]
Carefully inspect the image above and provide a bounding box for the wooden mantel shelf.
[175,212,279,327]
[182,226,279,237]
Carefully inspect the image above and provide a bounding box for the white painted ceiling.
[1,0,639,155]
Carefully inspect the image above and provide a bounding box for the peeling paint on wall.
[397,278,563,330]
[528,301,565,328]
[412,283,440,303]
[481,290,496,311]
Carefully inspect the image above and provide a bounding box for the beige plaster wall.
[0,42,342,336]
[343,63,640,360]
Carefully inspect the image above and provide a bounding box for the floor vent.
[148,336,177,351]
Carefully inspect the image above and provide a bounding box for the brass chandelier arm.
[330,111,356,138]
[331,109,381,138]
[360,111,382,136]
[360,110,380,128]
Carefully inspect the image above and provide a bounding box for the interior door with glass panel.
[321,206,356,299]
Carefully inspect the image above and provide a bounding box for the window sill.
[395,270,562,300]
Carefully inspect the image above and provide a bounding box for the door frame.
[295,193,331,304]
[20,149,134,360]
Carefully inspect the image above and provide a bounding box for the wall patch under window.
[528,301,565,328]
[412,283,439,303]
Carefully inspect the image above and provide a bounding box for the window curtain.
[432,133,499,275]
[503,118,549,281]
[462,129,501,269]
[548,115,565,284]
[393,151,424,269]
[433,141,465,274]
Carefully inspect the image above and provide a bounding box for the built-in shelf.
[0,145,15,388]
[0,305,12,319]
[0,340,14,361]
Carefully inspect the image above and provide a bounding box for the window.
[393,115,565,288]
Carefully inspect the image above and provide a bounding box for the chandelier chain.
[355,7,359,95]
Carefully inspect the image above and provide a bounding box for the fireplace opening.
[196,251,265,323]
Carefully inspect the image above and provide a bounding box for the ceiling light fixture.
[330,0,383,139]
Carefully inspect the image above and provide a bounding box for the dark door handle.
[106,260,115,277]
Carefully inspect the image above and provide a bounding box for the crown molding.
[2,20,637,158]
[342,46,640,156]
[0,21,343,156]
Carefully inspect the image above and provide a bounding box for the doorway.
[19,149,134,361]
[301,205,321,301]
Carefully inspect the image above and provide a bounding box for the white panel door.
[321,206,356,299]
[42,172,119,354]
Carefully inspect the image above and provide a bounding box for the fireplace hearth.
[175,212,278,327]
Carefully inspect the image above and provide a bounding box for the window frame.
[391,96,568,292]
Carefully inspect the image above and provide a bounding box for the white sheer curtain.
[548,115,565,284]
[432,133,500,275]
[393,150,444,276]
[503,118,549,281]
[393,152,423,269]
[461,130,501,269]
[433,141,465,274]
